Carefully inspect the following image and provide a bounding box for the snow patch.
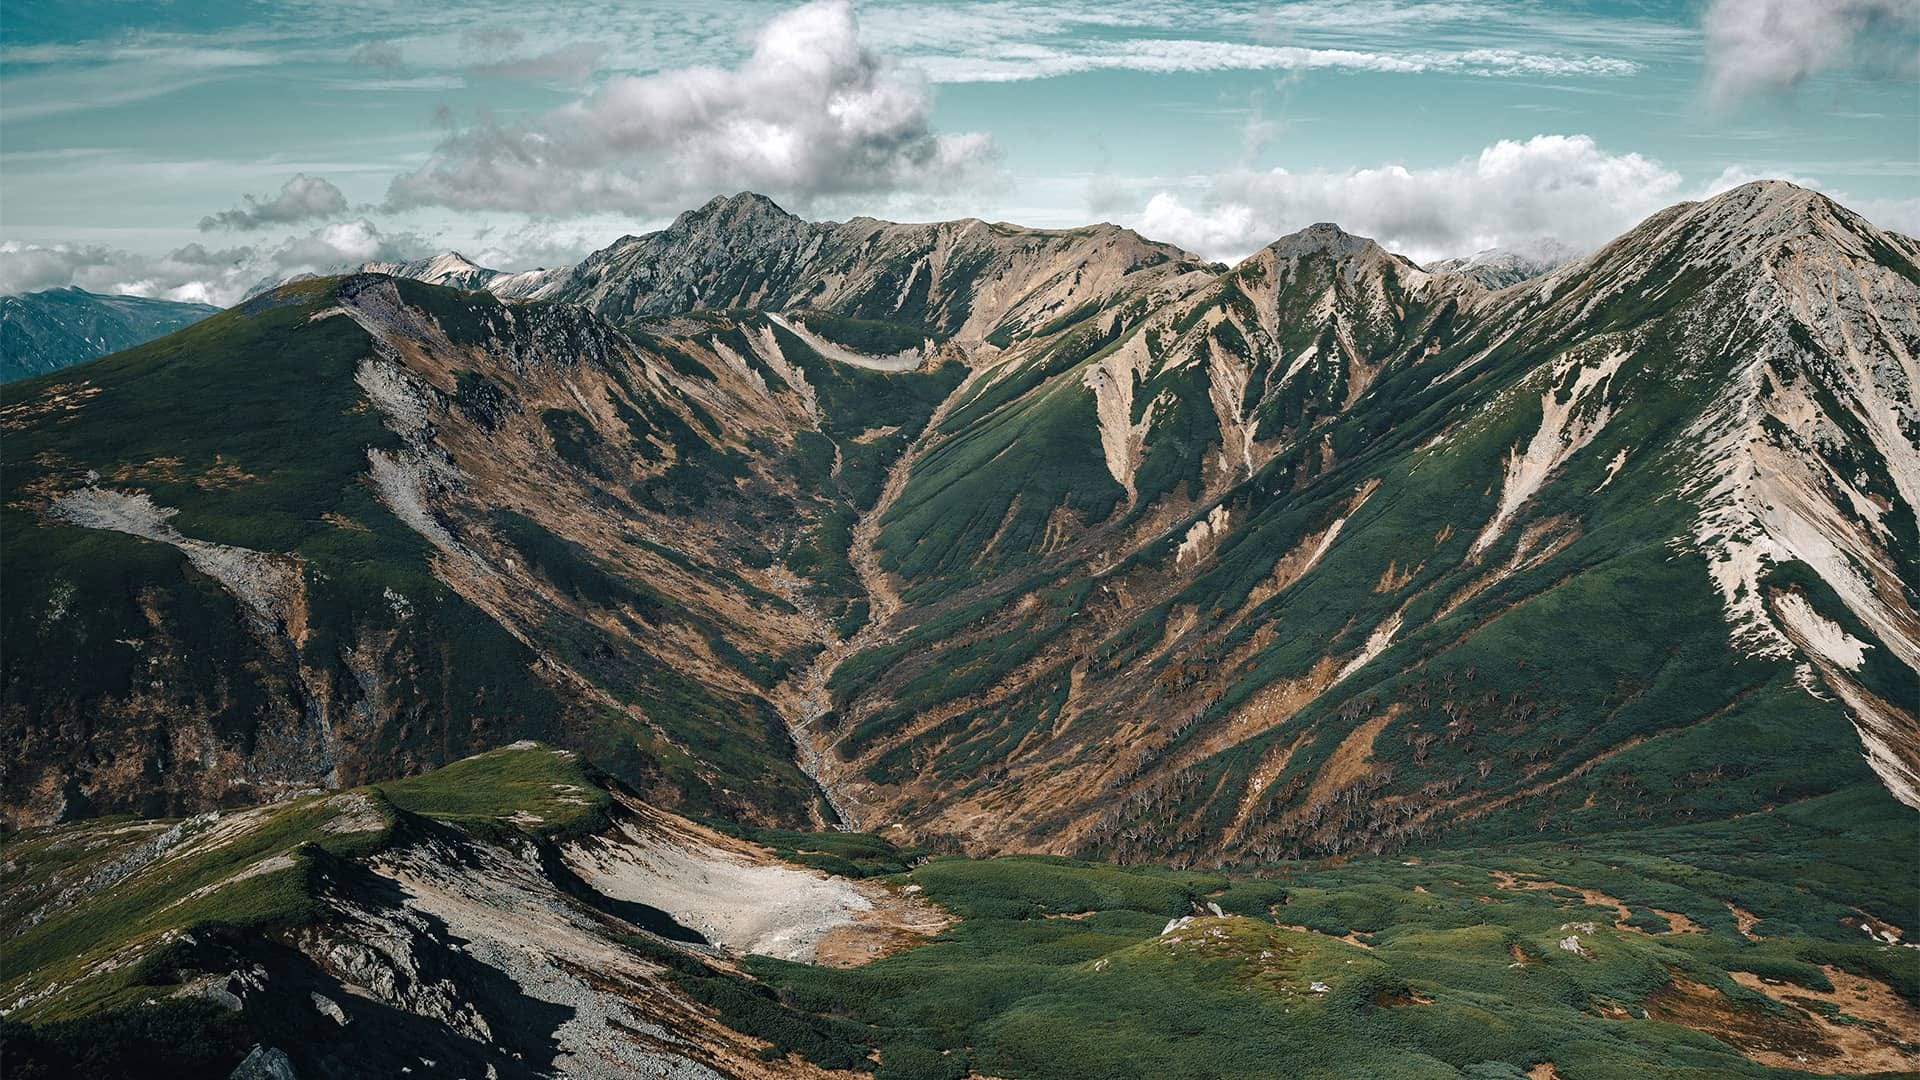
[565,807,874,963]
[1593,448,1626,492]
[1083,337,1155,500]
[1336,610,1404,685]
[767,312,924,372]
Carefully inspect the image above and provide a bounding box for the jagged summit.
[685,190,801,222]
[1247,221,1444,287]
[1264,221,1379,257]
[1560,180,1869,282]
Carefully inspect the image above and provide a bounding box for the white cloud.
[909,40,1638,83]
[386,0,998,217]
[349,40,407,72]
[1130,135,1683,263]
[1127,136,1920,265]
[1703,0,1920,106]
[1,220,431,306]
[200,174,351,230]
[0,45,278,121]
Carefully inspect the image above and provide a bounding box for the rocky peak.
[1572,181,1873,286]
[1248,222,1437,289]
[1262,222,1380,262]
[672,191,806,234]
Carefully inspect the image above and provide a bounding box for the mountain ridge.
[4,178,1918,1079]
[1,182,1912,857]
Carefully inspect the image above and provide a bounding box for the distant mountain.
[0,286,219,382]
[548,191,1221,334]
[357,250,572,299]
[1425,237,1580,287]
[250,251,574,302]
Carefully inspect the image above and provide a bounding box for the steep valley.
[3,182,1917,1078]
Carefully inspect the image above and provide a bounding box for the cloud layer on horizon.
[1119,135,1920,265]
[1126,136,1685,264]
[5,1,1914,303]
[0,220,432,305]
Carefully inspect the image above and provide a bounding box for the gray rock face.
[543,191,1217,342]
[310,991,350,1026]
[229,1045,297,1080]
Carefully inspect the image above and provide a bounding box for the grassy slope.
[0,281,984,829]
[756,788,1919,1079]
[0,745,604,1025]
[3,746,1913,1079]
[0,281,571,817]
[820,225,1915,868]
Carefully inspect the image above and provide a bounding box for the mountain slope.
[4,744,1913,1078]
[807,182,1919,863]
[0,287,219,383]
[1,183,1912,876]
[0,273,976,827]
[0,744,943,1079]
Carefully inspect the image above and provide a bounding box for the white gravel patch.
[563,799,873,963]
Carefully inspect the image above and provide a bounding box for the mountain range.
[2,181,1915,1078]
[0,286,218,383]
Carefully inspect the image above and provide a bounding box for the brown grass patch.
[1374,560,1420,592]
[1728,965,1920,1074]
[1647,970,1920,1074]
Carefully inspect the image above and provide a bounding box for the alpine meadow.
[1,2,1916,1078]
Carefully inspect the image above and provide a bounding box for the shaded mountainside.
[0,287,219,383]
[5,744,1916,1079]
[1,182,1914,879]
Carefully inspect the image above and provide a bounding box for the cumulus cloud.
[386,0,997,217]
[2,220,431,307]
[200,174,351,231]
[1703,0,1919,105]
[1128,135,1688,264]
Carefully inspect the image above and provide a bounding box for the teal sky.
[2,0,1915,303]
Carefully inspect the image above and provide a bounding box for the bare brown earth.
[1729,966,1920,1074]
[1645,969,1920,1075]
[1486,870,1710,936]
